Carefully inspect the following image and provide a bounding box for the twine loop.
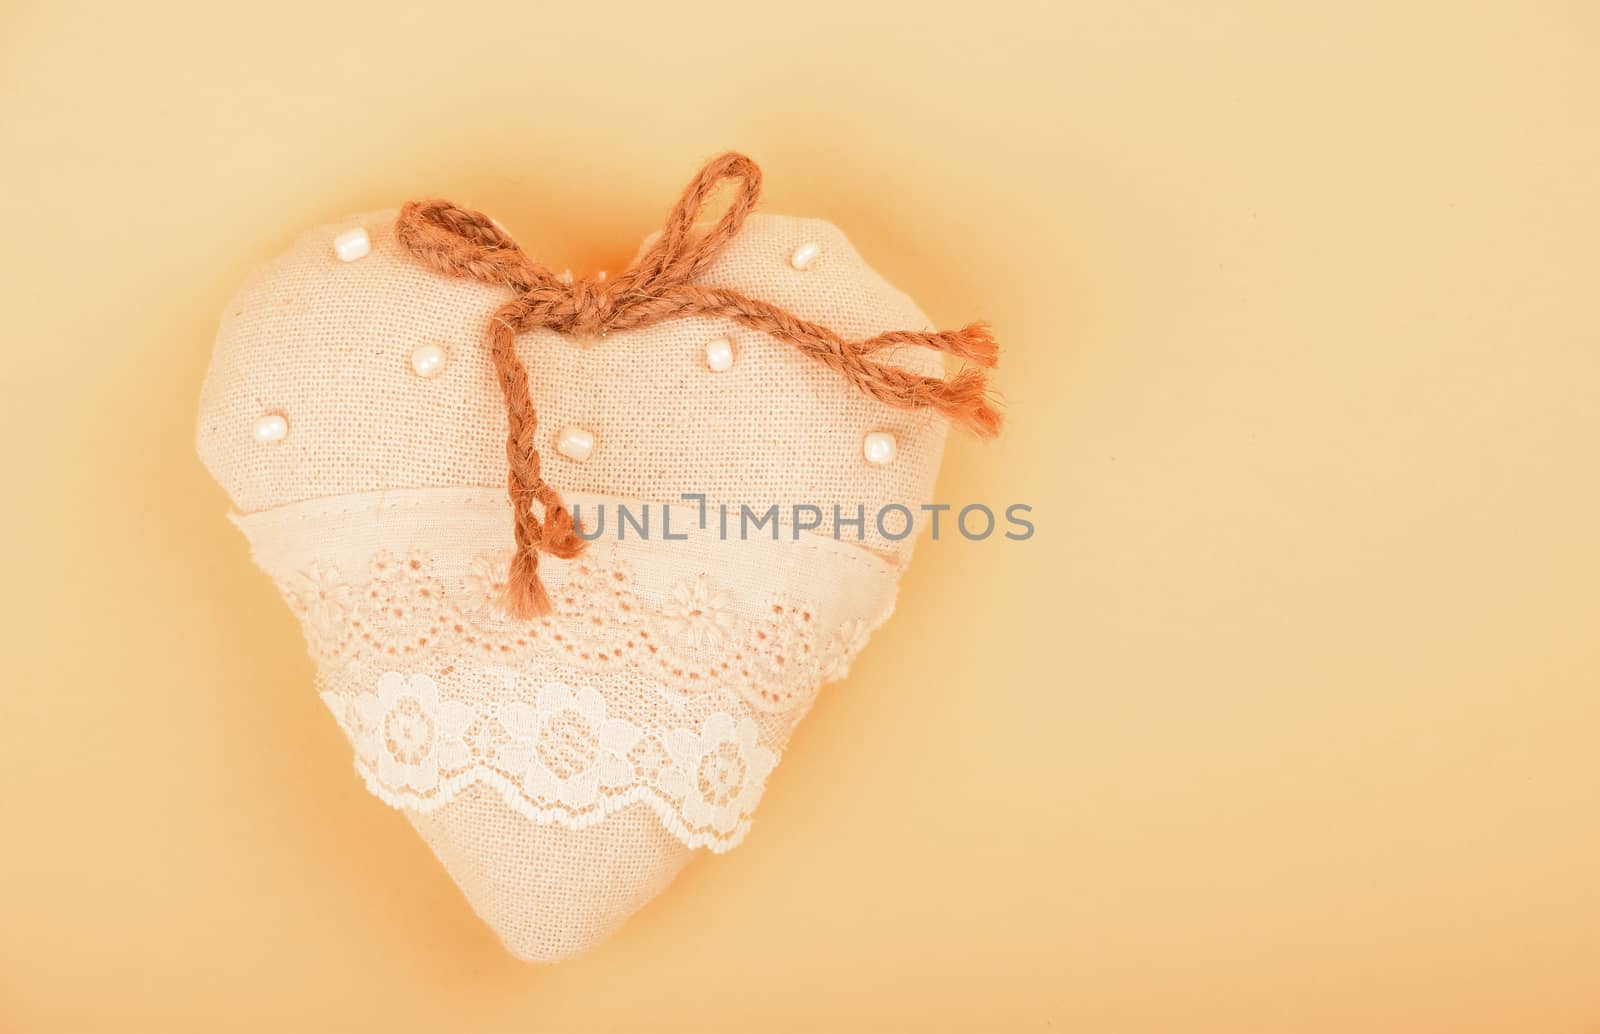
[394,152,1000,618]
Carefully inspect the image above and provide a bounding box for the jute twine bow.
[394,152,1001,619]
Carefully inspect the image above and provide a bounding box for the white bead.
[789,242,821,270]
[253,413,288,443]
[705,337,734,372]
[558,269,574,285]
[410,343,447,378]
[863,431,897,466]
[333,227,371,262]
[556,426,595,462]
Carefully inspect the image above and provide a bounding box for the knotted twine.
[394,152,1001,618]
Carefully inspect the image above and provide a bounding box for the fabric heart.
[195,154,1000,961]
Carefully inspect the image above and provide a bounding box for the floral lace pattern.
[283,551,864,712]
[321,674,778,848]
[287,548,872,850]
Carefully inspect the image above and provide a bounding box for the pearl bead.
[705,337,734,372]
[410,343,447,378]
[253,413,288,443]
[556,426,595,462]
[789,242,821,270]
[333,227,370,262]
[863,431,896,466]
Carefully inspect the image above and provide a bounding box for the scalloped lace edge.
[351,760,753,853]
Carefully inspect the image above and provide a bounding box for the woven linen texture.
[197,209,951,961]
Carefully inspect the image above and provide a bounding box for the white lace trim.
[320,675,777,852]
[282,549,873,711]
[353,767,762,852]
[247,506,893,852]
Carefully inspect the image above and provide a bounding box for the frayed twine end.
[942,367,1004,437]
[502,551,555,619]
[944,323,1000,368]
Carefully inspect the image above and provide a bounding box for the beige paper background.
[2,2,1597,1031]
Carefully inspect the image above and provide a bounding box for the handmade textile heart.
[196,153,1000,961]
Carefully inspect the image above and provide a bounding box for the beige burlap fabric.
[197,207,954,961]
